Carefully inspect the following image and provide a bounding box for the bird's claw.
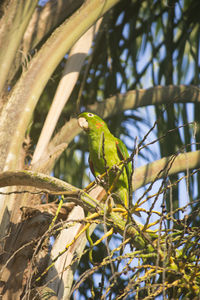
[95,175,105,185]
[111,165,121,173]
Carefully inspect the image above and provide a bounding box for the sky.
[37,1,198,297]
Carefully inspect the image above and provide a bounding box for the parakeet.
[78,112,132,210]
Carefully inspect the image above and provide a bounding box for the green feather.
[78,112,132,209]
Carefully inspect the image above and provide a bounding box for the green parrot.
[78,112,133,210]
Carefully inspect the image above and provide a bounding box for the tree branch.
[47,84,200,150]
[88,85,200,118]
[0,0,120,172]
[23,0,83,54]
[32,19,102,164]
[0,170,77,193]
[8,0,84,85]
[0,149,199,194]
[0,0,38,96]
[132,149,200,191]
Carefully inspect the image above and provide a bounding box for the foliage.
[0,0,200,299]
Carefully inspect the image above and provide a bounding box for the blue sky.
[37,1,198,297]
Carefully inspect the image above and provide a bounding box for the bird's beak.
[78,117,89,131]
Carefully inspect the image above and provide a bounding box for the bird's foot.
[95,175,106,185]
[111,165,121,173]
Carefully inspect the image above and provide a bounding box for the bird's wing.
[88,155,96,177]
[115,138,132,179]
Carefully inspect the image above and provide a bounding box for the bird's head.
[78,112,108,133]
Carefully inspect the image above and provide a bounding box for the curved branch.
[0,0,38,96]
[132,149,200,191]
[9,0,84,84]
[0,150,199,194]
[0,170,76,192]
[0,170,102,212]
[47,118,79,150]
[23,0,83,54]
[32,19,102,164]
[0,0,120,171]
[48,85,200,149]
[88,85,200,118]
[30,85,199,174]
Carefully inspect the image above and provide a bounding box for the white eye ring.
[88,113,94,117]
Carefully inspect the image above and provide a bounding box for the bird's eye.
[88,113,94,117]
